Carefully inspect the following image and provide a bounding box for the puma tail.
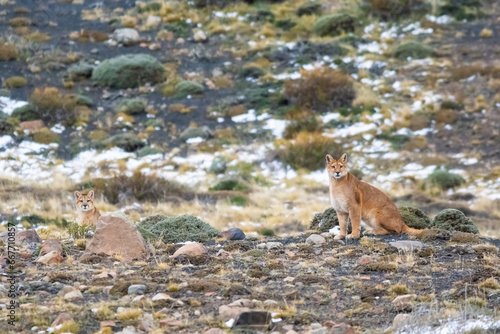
[402,225,423,235]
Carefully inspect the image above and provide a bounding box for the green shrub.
[105,133,145,152]
[0,112,15,135]
[3,76,27,88]
[439,0,483,20]
[230,195,248,206]
[115,99,146,115]
[309,207,364,234]
[91,54,166,89]
[283,67,355,112]
[138,2,162,13]
[138,214,219,243]
[275,132,340,171]
[392,41,433,60]
[313,14,359,37]
[275,19,296,31]
[67,221,95,239]
[74,94,93,107]
[240,66,266,79]
[79,171,186,204]
[67,63,94,81]
[399,206,432,229]
[33,127,59,144]
[163,21,190,38]
[431,209,479,234]
[365,0,430,20]
[179,126,209,141]
[260,228,275,236]
[175,80,204,98]
[137,146,160,157]
[209,179,249,192]
[425,169,465,191]
[297,2,322,16]
[283,113,322,139]
[29,87,77,126]
[376,132,410,151]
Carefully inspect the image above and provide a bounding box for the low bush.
[392,41,433,60]
[431,209,479,234]
[275,132,340,171]
[175,80,204,98]
[283,67,355,113]
[0,42,17,61]
[425,169,465,191]
[33,127,60,144]
[3,76,27,88]
[399,206,432,229]
[297,2,322,16]
[260,228,275,236]
[138,214,218,243]
[313,14,359,37]
[0,112,16,135]
[439,0,483,20]
[115,99,146,115]
[209,179,249,192]
[309,207,365,235]
[79,171,187,204]
[105,133,145,152]
[283,108,323,139]
[29,87,77,126]
[67,221,95,239]
[365,0,430,20]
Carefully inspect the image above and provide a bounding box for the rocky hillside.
[0,0,500,332]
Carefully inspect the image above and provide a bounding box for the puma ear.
[74,191,81,200]
[325,154,334,163]
[88,190,94,199]
[340,153,347,163]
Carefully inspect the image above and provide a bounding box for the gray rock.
[306,234,326,246]
[392,313,411,329]
[113,28,140,46]
[389,241,425,250]
[128,284,147,295]
[0,229,41,248]
[233,311,272,331]
[219,228,245,240]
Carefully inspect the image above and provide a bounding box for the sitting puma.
[75,190,101,226]
[326,153,421,239]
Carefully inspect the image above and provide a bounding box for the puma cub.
[326,153,421,239]
[74,190,101,226]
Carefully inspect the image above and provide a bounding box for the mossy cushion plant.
[115,99,146,115]
[431,209,479,234]
[12,104,39,122]
[425,169,465,191]
[398,206,432,229]
[313,13,359,37]
[92,54,165,89]
[392,41,434,60]
[175,80,204,98]
[138,214,219,243]
[310,207,365,235]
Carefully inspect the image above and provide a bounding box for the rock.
[204,329,227,334]
[0,285,8,298]
[257,242,282,250]
[306,234,326,246]
[219,305,251,321]
[91,54,165,89]
[220,228,245,240]
[357,255,373,266]
[116,326,137,334]
[172,243,208,258]
[152,293,172,301]
[389,241,425,250]
[51,313,73,327]
[64,289,84,301]
[233,311,272,331]
[138,313,154,332]
[85,215,148,261]
[328,322,357,334]
[113,28,140,45]
[20,120,44,132]
[36,251,64,265]
[193,30,208,42]
[38,239,63,260]
[392,294,417,309]
[145,15,161,27]
[0,229,40,247]
[128,284,147,295]
[100,321,116,328]
[392,314,411,329]
[159,318,183,327]
[228,299,256,308]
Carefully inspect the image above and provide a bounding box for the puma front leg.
[334,211,349,240]
[347,206,361,239]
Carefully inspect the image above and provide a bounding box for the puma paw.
[346,233,360,239]
[334,234,346,240]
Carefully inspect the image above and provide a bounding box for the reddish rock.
[100,321,116,328]
[20,120,43,132]
[159,318,183,327]
[203,329,227,334]
[52,313,73,327]
[38,239,63,261]
[85,215,148,261]
[36,251,63,265]
[357,255,373,266]
[172,243,208,258]
[218,305,250,321]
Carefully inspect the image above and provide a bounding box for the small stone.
[152,293,172,301]
[36,251,63,265]
[306,234,326,245]
[145,15,161,27]
[228,299,255,308]
[392,294,417,309]
[193,30,207,42]
[392,314,411,329]
[266,242,282,250]
[138,313,154,332]
[51,313,73,327]
[64,289,84,301]
[113,28,140,45]
[172,243,208,258]
[204,329,227,334]
[218,305,250,321]
[357,255,373,266]
[389,241,425,250]
[116,325,137,334]
[100,321,116,328]
[128,284,147,295]
[159,318,183,327]
[219,228,245,240]
[148,43,161,51]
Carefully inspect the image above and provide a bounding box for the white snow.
[0,96,29,115]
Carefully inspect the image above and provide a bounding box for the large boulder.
[0,229,41,248]
[85,215,148,261]
[91,54,165,89]
[36,239,64,264]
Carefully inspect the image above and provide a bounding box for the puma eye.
[80,200,83,202]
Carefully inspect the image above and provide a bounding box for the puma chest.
[330,193,351,213]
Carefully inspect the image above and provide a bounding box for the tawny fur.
[75,190,101,226]
[326,153,421,239]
